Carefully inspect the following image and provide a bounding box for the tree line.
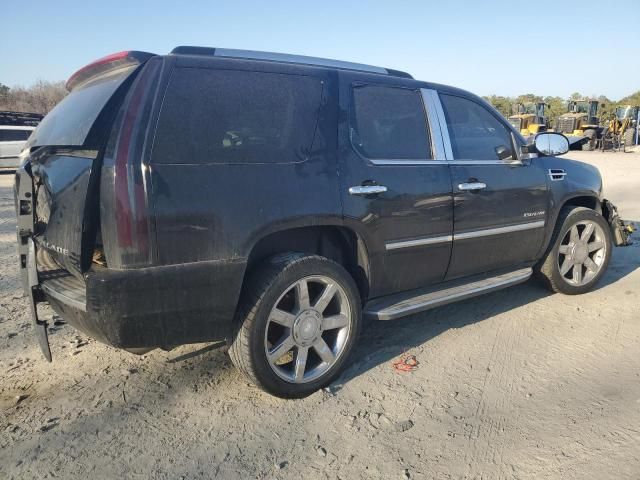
[483,91,640,124]
[1,79,639,125]
[0,81,67,114]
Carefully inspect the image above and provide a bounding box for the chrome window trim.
[430,91,454,159]
[369,159,448,166]
[386,234,453,250]
[420,89,446,160]
[454,220,545,240]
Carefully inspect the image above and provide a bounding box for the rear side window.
[439,94,514,161]
[152,69,323,164]
[350,85,431,160]
[0,129,32,141]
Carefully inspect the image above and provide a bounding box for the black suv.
[15,47,631,398]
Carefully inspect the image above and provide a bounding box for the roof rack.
[170,46,413,79]
[0,111,43,127]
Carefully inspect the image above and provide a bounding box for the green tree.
[483,94,513,118]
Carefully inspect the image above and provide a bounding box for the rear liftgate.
[16,168,51,361]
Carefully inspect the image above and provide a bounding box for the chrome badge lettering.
[41,240,69,256]
[524,211,545,218]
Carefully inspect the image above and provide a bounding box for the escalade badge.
[524,211,545,217]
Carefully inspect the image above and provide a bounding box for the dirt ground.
[1,150,639,480]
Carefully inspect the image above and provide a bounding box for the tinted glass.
[440,94,514,160]
[350,85,431,160]
[27,67,136,147]
[0,129,32,141]
[152,69,323,164]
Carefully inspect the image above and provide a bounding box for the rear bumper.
[39,252,246,350]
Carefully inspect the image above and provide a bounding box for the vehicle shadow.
[336,280,550,387]
[596,220,639,290]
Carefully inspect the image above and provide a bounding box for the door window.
[440,94,514,161]
[350,85,431,160]
[153,69,323,164]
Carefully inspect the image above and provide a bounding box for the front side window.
[350,85,431,160]
[153,69,323,164]
[440,94,514,161]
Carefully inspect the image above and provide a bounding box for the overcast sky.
[2,0,638,99]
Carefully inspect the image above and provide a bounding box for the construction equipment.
[508,102,548,137]
[600,105,638,151]
[555,99,603,150]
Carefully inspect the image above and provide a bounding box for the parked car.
[0,111,42,170]
[15,48,632,398]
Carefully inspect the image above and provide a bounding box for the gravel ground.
[1,150,639,479]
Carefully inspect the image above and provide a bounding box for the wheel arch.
[244,224,371,302]
[539,193,602,259]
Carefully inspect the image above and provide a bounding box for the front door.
[338,74,453,298]
[437,93,549,280]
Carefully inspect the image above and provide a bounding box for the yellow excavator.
[600,105,638,151]
[507,102,548,138]
[555,99,603,150]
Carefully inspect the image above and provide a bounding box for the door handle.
[458,182,487,191]
[349,185,388,196]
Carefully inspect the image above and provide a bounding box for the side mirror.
[534,132,569,156]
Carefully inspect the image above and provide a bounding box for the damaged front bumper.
[603,199,634,246]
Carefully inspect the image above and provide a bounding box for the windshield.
[570,102,590,114]
[616,106,638,120]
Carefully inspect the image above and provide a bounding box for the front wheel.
[535,207,612,295]
[228,253,361,398]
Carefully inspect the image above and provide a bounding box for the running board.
[364,267,532,321]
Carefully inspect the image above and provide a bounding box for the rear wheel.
[581,129,597,151]
[535,207,612,294]
[228,253,361,398]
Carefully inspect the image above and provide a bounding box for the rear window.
[0,129,32,141]
[152,68,323,164]
[27,67,136,147]
[350,84,431,160]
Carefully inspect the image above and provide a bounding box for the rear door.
[338,73,453,298]
[437,93,549,280]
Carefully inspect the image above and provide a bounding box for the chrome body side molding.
[386,234,453,251]
[454,220,545,240]
[386,220,544,250]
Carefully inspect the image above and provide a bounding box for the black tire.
[581,129,597,151]
[623,127,636,148]
[228,253,362,398]
[535,206,612,295]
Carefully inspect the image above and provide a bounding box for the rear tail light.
[100,58,162,269]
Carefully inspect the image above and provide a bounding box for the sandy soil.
[1,150,639,479]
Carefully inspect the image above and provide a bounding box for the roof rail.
[170,46,413,79]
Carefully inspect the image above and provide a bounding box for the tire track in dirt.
[464,310,528,476]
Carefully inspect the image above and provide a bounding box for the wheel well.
[246,226,370,302]
[563,196,601,214]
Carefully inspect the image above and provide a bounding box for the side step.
[364,267,532,321]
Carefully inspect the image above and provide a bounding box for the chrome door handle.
[458,182,487,191]
[349,185,388,196]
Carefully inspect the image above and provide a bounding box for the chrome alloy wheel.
[557,220,607,286]
[264,275,352,384]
